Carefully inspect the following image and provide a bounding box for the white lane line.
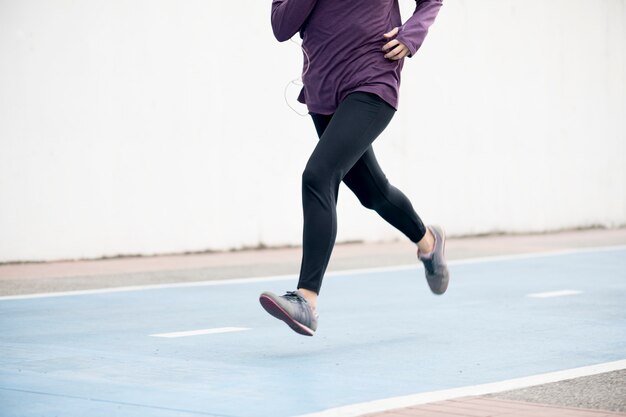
[294,359,626,417]
[527,290,583,298]
[150,327,250,338]
[2,245,625,301]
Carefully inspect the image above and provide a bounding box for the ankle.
[417,229,436,255]
[297,288,318,310]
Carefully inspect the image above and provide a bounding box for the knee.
[358,193,384,211]
[357,181,390,211]
[302,166,327,192]
[359,195,375,210]
[302,166,324,189]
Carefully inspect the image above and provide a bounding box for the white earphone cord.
[284,38,311,117]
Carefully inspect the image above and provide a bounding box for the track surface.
[1,248,625,417]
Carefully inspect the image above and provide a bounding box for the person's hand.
[382,27,410,60]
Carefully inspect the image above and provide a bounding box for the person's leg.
[296,112,332,310]
[259,93,395,335]
[342,148,428,244]
[296,92,396,299]
[342,147,447,293]
[310,116,436,262]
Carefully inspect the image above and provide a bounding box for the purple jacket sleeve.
[395,0,443,57]
[271,0,318,42]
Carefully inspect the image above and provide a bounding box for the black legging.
[297,92,427,294]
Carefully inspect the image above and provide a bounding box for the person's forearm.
[395,0,443,57]
[271,0,318,42]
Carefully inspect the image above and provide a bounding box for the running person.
[260,0,449,336]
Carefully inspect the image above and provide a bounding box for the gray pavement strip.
[0,254,423,296]
[0,265,298,296]
[2,227,626,297]
[488,369,626,413]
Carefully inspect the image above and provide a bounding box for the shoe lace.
[283,291,304,302]
[284,291,318,320]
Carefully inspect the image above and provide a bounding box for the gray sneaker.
[259,290,318,336]
[418,225,449,295]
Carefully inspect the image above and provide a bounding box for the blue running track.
[1,248,625,417]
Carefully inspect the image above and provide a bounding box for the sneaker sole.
[259,294,315,336]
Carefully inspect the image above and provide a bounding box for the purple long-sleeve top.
[271,0,443,114]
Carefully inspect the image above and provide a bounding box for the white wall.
[0,0,624,262]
